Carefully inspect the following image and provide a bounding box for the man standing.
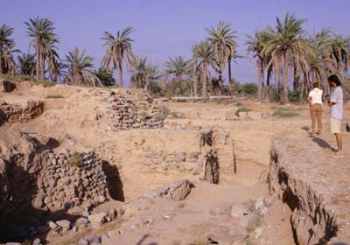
[328,74,344,154]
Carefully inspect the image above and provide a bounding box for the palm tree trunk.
[118,62,123,87]
[192,66,198,97]
[0,46,3,74]
[319,69,328,96]
[36,43,40,80]
[256,59,264,101]
[228,55,232,83]
[40,55,45,80]
[202,64,209,98]
[73,68,81,85]
[144,77,149,91]
[0,57,3,74]
[114,69,119,86]
[265,66,272,100]
[282,55,289,104]
[193,77,198,97]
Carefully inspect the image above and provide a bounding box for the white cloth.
[308,88,323,105]
[330,118,342,134]
[330,86,343,120]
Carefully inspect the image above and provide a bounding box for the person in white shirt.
[327,74,344,153]
[308,82,323,135]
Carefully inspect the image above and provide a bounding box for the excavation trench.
[268,137,348,245]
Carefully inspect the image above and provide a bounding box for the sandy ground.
[1,83,349,244]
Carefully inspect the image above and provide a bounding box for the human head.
[328,74,342,88]
[313,82,320,89]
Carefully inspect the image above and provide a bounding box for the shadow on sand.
[136,234,158,245]
[312,136,336,152]
[102,161,125,202]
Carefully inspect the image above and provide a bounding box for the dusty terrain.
[0,80,349,245]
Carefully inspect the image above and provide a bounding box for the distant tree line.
[0,14,349,103]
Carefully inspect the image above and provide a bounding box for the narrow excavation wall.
[268,137,350,245]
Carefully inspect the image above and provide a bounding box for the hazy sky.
[1,0,350,83]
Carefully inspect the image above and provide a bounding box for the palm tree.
[247,29,274,100]
[329,35,349,75]
[1,43,17,75]
[64,48,101,86]
[18,53,36,76]
[46,46,61,81]
[207,21,237,83]
[130,56,160,91]
[308,30,332,81]
[0,24,16,74]
[165,56,191,81]
[102,27,134,87]
[25,17,59,80]
[309,30,349,83]
[262,13,310,103]
[193,41,215,98]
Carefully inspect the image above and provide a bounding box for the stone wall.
[0,132,110,225]
[34,151,109,212]
[107,92,165,130]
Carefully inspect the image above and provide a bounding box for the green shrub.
[288,90,307,103]
[95,68,116,86]
[272,107,299,118]
[235,106,251,117]
[148,80,164,97]
[46,94,64,99]
[165,80,192,97]
[68,152,81,167]
[32,79,55,87]
[156,105,170,121]
[238,83,258,95]
[270,88,281,102]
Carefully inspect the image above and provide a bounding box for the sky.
[1,0,350,83]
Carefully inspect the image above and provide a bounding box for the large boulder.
[144,180,194,201]
[1,80,16,93]
[88,212,107,228]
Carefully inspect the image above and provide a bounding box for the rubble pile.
[0,100,44,124]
